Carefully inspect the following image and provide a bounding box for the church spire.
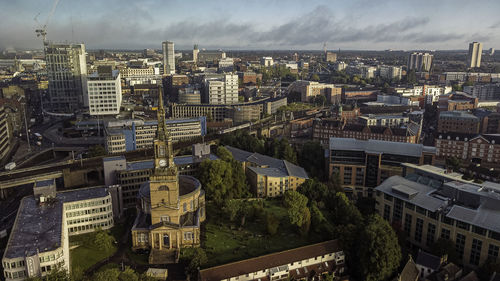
[155,85,175,168]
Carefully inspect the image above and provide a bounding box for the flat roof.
[4,187,109,259]
[35,179,55,187]
[329,138,435,158]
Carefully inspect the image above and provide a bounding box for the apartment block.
[288,80,341,103]
[375,163,500,268]
[437,111,480,134]
[435,133,500,164]
[408,52,433,72]
[87,66,122,116]
[200,240,345,281]
[0,106,11,162]
[225,146,308,198]
[438,92,478,112]
[467,42,483,68]
[329,138,435,197]
[203,74,238,105]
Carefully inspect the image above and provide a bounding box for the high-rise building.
[203,74,238,105]
[490,48,495,56]
[162,41,175,75]
[45,42,87,113]
[325,52,337,62]
[87,66,122,116]
[467,42,483,68]
[408,52,433,72]
[0,106,11,162]
[192,44,199,63]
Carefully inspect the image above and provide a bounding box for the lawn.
[200,199,326,267]
[70,224,126,273]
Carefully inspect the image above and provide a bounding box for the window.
[426,223,436,246]
[441,228,451,240]
[456,233,466,258]
[160,215,170,222]
[383,204,391,221]
[415,218,423,243]
[416,206,426,215]
[404,214,412,234]
[470,239,482,266]
[488,244,499,262]
[456,221,470,231]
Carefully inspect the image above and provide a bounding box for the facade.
[0,106,10,162]
[437,111,480,134]
[203,74,238,105]
[131,89,206,264]
[192,45,199,63]
[162,41,175,75]
[467,42,483,68]
[408,52,433,72]
[197,51,226,63]
[120,66,157,78]
[463,83,500,101]
[287,80,341,102]
[218,58,234,72]
[45,42,87,112]
[325,52,337,62]
[313,119,420,146]
[438,92,478,112]
[375,164,500,268]
[199,240,345,281]
[358,114,410,127]
[178,87,201,104]
[225,146,308,198]
[87,66,122,116]
[435,133,500,164]
[379,65,402,80]
[260,57,274,67]
[2,180,117,281]
[329,138,435,197]
[104,117,206,153]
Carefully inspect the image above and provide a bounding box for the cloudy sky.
[2,0,499,51]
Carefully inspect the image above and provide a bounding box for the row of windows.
[67,212,113,225]
[68,220,113,233]
[4,270,26,279]
[66,205,111,218]
[2,260,24,270]
[65,199,109,210]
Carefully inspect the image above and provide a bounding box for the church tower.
[149,86,179,224]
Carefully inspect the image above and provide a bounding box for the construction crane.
[35,0,61,43]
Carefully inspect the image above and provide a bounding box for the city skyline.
[2,0,500,51]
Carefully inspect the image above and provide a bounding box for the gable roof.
[416,251,442,271]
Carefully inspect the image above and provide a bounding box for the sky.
[1,0,500,51]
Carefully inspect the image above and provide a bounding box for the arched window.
[159,185,169,191]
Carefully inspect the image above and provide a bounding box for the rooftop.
[4,186,109,259]
[329,138,435,157]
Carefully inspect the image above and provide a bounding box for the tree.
[354,215,402,281]
[216,146,233,162]
[327,192,362,225]
[430,238,460,264]
[311,74,320,81]
[297,179,328,204]
[93,229,115,252]
[446,157,461,172]
[198,159,234,206]
[25,267,71,281]
[187,248,208,275]
[223,199,241,222]
[299,207,311,236]
[283,190,309,228]
[266,212,280,236]
[327,170,343,193]
[310,202,327,232]
[298,141,326,180]
[89,145,106,157]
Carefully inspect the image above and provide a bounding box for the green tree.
[298,141,326,179]
[354,215,402,281]
[187,248,208,275]
[310,202,328,233]
[223,199,241,222]
[446,157,461,172]
[92,268,121,281]
[327,192,362,225]
[89,145,106,157]
[430,238,460,264]
[327,170,343,193]
[297,179,328,204]
[299,207,311,236]
[198,159,234,206]
[266,212,280,236]
[311,74,320,81]
[283,190,309,228]
[25,266,71,281]
[93,229,115,252]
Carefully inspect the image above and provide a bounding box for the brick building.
[437,111,480,134]
[435,133,500,165]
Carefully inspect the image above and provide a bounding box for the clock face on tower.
[159,159,167,167]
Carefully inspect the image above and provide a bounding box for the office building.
[467,42,483,68]
[225,146,308,198]
[437,111,480,134]
[438,92,478,112]
[463,83,500,101]
[358,114,410,127]
[203,74,238,105]
[261,57,274,67]
[45,42,87,112]
[313,119,420,146]
[162,41,175,75]
[218,58,234,72]
[375,163,500,267]
[197,51,226,63]
[178,87,201,104]
[131,90,206,264]
[325,52,337,62]
[120,66,157,78]
[408,52,433,72]
[490,48,495,56]
[199,240,345,281]
[87,66,122,116]
[435,133,500,164]
[379,65,402,80]
[2,180,118,280]
[192,44,199,63]
[104,116,207,153]
[0,106,10,162]
[329,138,435,197]
[288,80,342,103]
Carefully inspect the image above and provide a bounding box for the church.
[131,86,206,264]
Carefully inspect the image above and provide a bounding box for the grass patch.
[202,199,325,267]
[70,224,126,272]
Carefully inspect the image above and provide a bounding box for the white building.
[408,52,433,72]
[0,106,10,162]
[261,57,274,67]
[193,44,199,63]
[334,61,347,71]
[358,114,410,127]
[218,58,234,72]
[379,65,402,80]
[203,74,238,105]
[178,87,201,104]
[162,41,175,75]
[467,42,483,68]
[2,180,118,280]
[87,66,122,116]
[45,42,88,113]
[463,83,500,101]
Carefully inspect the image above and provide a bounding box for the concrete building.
[435,133,500,164]
[438,92,478,112]
[375,163,500,267]
[325,52,337,62]
[408,52,433,72]
[260,57,274,67]
[2,180,118,280]
[464,83,500,101]
[203,74,238,105]
[197,51,226,63]
[467,42,483,68]
[178,87,201,104]
[192,45,199,63]
[334,61,347,71]
[358,114,410,127]
[0,106,10,162]
[225,146,308,198]
[45,42,87,112]
[287,80,341,103]
[199,240,345,281]
[379,65,402,80]
[120,66,158,78]
[87,66,122,116]
[162,41,175,75]
[329,138,435,197]
[130,91,206,264]
[104,117,207,153]
[218,58,234,72]
[437,111,480,134]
